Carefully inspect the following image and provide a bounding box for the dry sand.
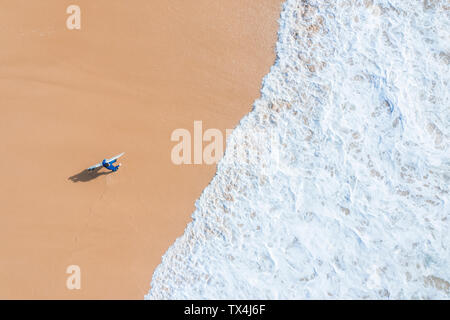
[0,0,281,299]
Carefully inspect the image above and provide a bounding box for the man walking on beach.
[102,158,121,172]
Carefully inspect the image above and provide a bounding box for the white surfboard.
[87,152,125,171]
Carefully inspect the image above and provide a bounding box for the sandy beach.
[0,0,280,299]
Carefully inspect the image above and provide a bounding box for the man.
[102,158,121,172]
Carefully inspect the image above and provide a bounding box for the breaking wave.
[147,0,450,299]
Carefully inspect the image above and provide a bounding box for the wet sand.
[0,0,281,299]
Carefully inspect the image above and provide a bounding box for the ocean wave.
[146,0,449,299]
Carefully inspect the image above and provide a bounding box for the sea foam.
[147,0,449,299]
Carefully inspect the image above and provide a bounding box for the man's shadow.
[68,167,112,183]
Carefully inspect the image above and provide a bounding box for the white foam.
[146,0,450,299]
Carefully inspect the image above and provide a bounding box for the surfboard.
[87,152,125,171]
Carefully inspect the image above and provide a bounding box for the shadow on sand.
[68,167,112,183]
